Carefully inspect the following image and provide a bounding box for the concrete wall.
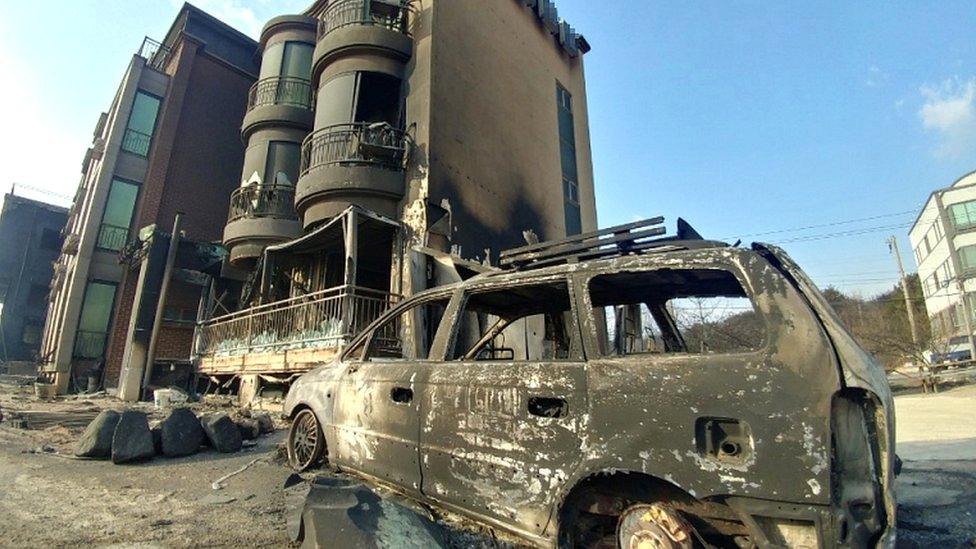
[424,0,597,261]
[0,195,67,362]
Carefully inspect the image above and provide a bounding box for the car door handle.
[528,396,568,418]
[390,387,413,404]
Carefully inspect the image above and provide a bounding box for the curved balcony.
[312,0,413,78]
[242,77,315,138]
[223,185,303,267]
[296,123,409,226]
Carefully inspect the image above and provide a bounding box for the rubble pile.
[74,407,276,464]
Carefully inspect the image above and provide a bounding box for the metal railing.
[317,0,412,40]
[73,330,107,360]
[248,76,313,111]
[96,223,130,251]
[196,285,399,357]
[228,185,297,223]
[138,37,172,71]
[301,123,408,176]
[121,128,152,157]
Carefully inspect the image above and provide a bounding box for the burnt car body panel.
[284,245,895,548]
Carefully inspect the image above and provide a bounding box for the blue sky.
[2,1,975,296]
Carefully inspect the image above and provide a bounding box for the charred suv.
[284,218,895,548]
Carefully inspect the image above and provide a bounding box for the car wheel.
[616,503,695,549]
[287,409,324,471]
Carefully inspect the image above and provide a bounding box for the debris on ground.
[212,457,268,490]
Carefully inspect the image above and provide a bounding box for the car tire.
[287,408,325,471]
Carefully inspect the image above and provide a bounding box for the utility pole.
[887,236,920,349]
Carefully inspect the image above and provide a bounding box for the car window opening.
[590,269,764,356]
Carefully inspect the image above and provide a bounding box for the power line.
[772,223,912,244]
[723,210,917,240]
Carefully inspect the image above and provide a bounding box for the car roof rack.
[498,217,727,271]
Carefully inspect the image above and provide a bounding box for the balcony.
[121,128,152,157]
[296,123,409,225]
[223,185,302,267]
[62,234,80,256]
[196,285,398,362]
[313,0,413,78]
[96,223,130,252]
[242,77,315,137]
[138,37,172,71]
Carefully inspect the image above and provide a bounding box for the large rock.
[236,418,261,441]
[161,408,205,457]
[112,411,155,464]
[254,412,275,434]
[75,410,121,458]
[201,413,242,453]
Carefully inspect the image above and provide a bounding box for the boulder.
[75,410,121,458]
[236,418,261,441]
[200,413,242,453]
[161,408,205,457]
[151,425,163,455]
[111,411,155,464]
[253,412,275,434]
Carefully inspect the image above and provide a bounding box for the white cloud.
[918,77,976,159]
[866,65,888,88]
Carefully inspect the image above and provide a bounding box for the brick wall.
[103,35,255,387]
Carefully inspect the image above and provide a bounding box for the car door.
[331,293,451,495]
[419,278,587,538]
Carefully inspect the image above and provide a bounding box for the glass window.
[359,297,450,361]
[40,228,62,251]
[316,73,357,127]
[589,269,764,356]
[557,83,581,236]
[450,282,580,362]
[97,179,139,251]
[281,42,313,79]
[259,43,285,81]
[961,246,976,272]
[264,142,301,187]
[950,201,976,231]
[74,281,117,359]
[122,92,161,156]
[354,72,402,124]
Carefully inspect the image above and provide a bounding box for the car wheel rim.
[617,504,694,549]
[290,410,319,469]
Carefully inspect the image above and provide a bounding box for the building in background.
[40,3,259,394]
[910,170,976,359]
[196,0,597,401]
[0,190,67,368]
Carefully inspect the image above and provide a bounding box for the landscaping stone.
[111,411,155,464]
[75,410,121,458]
[201,413,242,453]
[161,408,205,457]
[236,418,261,441]
[254,412,275,434]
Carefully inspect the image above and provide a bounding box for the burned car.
[284,218,895,548]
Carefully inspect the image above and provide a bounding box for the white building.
[909,171,976,347]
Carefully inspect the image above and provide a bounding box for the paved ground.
[0,377,974,547]
[894,384,976,548]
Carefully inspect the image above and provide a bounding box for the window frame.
[95,177,142,252]
[445,277,585,363]
[342,290,455,363]
[72,279,119,360]
[579,265,770,359]
[121,90,163,157]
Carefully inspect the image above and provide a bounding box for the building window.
[557,83,581,236]
[97,178,140,251]
[315,72,403,128]
[950,201,976,232]
[21,320,42,347]
[960,245,976,273]
[73,281,117,359]
[264,141,301,187]
[260,41,313,80]
[122,91,162,157]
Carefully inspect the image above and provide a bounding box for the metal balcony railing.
[96,223,130,252]
[247,76,314,111]
[196,285,399,357]
[227,185,297,223]
[62,234,80,256]
[317,0,412,40]
[73,330,107,360]
[121,128,152,157]
[301,123,408,176]
[138,37,172,71]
